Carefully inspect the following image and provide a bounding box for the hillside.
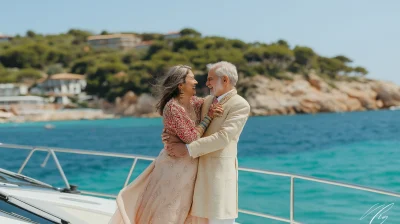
[0,28,369,100]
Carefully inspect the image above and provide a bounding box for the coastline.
[1,108,399,126]
[240,73,400,116]
[0,108,117,124]
[2,73,400,124]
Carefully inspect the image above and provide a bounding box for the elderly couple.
[109,61,250,224]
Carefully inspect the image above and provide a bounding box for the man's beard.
[210,79,223,96]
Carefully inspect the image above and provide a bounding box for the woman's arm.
[164,101,220,144]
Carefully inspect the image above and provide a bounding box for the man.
[163,61,250,224]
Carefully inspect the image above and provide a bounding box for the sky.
[1,0,400,84]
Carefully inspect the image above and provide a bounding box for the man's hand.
[165,142,188,158]
[161,132,183,144]
[161,130,186,157]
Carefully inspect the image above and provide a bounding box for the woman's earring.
[179,88,184,100]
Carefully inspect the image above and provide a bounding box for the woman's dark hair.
[154,65,192,115]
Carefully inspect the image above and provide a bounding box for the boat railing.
[1,143,400,224]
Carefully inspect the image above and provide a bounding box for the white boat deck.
[1,143,400,224]
[1,187,115,224]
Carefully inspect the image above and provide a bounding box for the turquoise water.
[1,110,400,223]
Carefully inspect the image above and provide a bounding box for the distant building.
[30,73,87,105]
[0,96,46,115]
[0,34,12,43]
[87,34,142,50]
[163,32,181,40]
[0,96,45,106]
[135,41,153,50]
[0,83,29,97]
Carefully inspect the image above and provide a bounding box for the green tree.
[180,28,201,37]
[144,41,168,60]
[295,46,317,66]
[141,33,162,41]
[67,29,93,45]
[0,44,48,68]
[276,39,290,48]
[261,45,294,75]
[318,57,345,78]
[230,39,247,49]
[334,55,353,63]
[47,63,65,75]
[15,68,43,82]
[173,37,200,52]
[86,62,128,99]
[353,66,368,76]
[122,50,140,64]
[70,56,98,75]
[0,70,17,83]
[244,47,263,62]
[26,30,36,38]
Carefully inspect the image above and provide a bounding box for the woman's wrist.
[204,115,213,121]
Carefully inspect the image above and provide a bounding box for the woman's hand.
[207,103,224,118]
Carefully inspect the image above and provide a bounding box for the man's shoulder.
[230,94,250,108]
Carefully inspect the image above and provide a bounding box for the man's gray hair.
[207,61,238,86]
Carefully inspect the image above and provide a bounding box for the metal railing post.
[18,147,37,174]
[41,151,51,167]
[290,176,295,223]
[124,158,138,187]
[50,150,70,190]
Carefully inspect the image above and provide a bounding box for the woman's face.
[179,70,198,97]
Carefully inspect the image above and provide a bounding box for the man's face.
[206,69,224,96]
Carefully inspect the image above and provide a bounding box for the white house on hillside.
[163,32,181,39]
[0,34,12,43]
[30,73,87,104]
[87,34,142,50]
[0,83,29,96]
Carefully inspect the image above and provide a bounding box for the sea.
[0,110,399,224]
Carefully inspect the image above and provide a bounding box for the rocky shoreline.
[239,73,400,116]
[109,73,400,117]
[1,74,400,123]
[0,109,116,123]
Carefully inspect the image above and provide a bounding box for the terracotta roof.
[50,73,85,80]
[87,33,138,41]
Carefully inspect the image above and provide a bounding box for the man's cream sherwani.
[188,89,250,220]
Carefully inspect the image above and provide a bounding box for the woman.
[109,65,223,224]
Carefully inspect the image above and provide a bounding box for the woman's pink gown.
[108,97,209,224]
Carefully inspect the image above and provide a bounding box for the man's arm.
[187,101,250,158]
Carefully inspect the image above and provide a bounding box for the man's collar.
[216,89,235,102]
